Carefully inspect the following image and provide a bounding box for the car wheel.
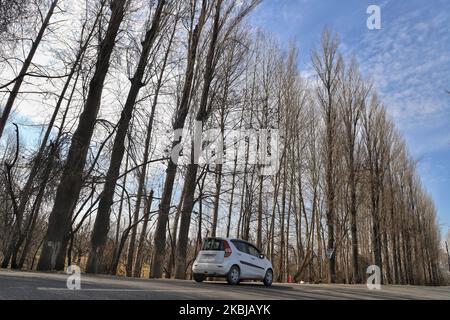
[263,269,273,286]
[194,274,205,283]
[227,265,240,285]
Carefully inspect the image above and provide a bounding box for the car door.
[231,240,253,279]
[232,241,264,279]
[246,244,266,279]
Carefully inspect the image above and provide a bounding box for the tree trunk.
[174,162,198,279]
[37,0,127,271]
[277,157,287,282]
[268,173,279,260]
[226,153,238,238]
[370,172,383,283]
[167,186,185,278]
[285,172,294,282]
[446,241,450,272]
[125,186,142,277]
[349,154,359,283]
[195,172,207,251]
[211,164,222,237]
[133,190,154,278]
[112,151,129,268]
[256,174,264,250]
[110,228,130,276]
[325,111,336,283]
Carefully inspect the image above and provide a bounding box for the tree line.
[0,0,447,285]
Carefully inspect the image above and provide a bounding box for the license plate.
[202,254,215,262]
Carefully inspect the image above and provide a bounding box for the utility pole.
[445,241,450,272]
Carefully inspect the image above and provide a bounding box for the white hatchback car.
[192,237,274,286]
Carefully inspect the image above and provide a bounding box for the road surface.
[0,270,448,300]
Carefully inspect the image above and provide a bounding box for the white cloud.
[344,3,450,158]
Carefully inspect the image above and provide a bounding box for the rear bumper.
[192,262,232,276]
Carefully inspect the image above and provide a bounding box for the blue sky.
[249,0,450,235]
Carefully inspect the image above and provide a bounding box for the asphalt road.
[0,270,448,300]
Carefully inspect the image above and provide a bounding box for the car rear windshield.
[202,238,224,251]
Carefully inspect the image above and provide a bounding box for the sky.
[249,0,450,235]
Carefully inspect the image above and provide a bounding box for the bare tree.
[0,0,59,139]
[0,0,27,35]
[311,28,342,283]
[37,0,128,271]
[173,0,224,279]
[338,60,370,283]
[1,1,103,269]
[86,0,166,274]
[150,0,209,279]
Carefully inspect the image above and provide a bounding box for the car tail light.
[223,240,232,258]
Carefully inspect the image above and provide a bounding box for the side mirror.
[259,254,265,259]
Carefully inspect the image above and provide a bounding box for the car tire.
[227,265,240,285]
[193,274,205,283]
[263,269,273,287]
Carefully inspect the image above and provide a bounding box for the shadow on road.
[199,281,294,291]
